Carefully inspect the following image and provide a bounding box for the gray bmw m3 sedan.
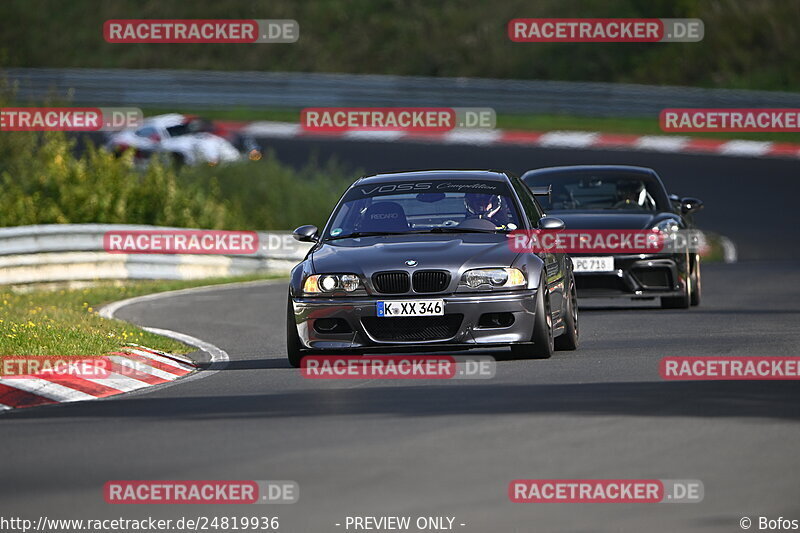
[286,170,579,367]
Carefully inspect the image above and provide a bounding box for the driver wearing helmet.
[612,180,646,209]
[463,193,505,226]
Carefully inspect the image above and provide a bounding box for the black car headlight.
[461,268,526,289]
[652,219,680,234]
[303,274,361,294]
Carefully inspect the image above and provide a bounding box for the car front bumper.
[291,290,538,351]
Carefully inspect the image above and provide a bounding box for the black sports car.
[521,165,703,309]
[286,170,579,367]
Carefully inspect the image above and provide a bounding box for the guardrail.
[0,224,311,285]
[7,68,800,117]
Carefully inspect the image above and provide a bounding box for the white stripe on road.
[442,129,503,145]
[243,121,302,138]
[634,136,690,152]
[85,372,153,392]
[107,356,184,382]
[1,379,97,402]
[720,140,773,156]
[343,130,406,141]
[538,131,599,148]
[125,348,195,371]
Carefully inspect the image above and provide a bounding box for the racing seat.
[360,201,410,232]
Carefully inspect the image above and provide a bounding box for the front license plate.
[377,300,444,317]
[572,256,615,272]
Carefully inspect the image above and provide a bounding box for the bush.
[0,131,229,228]
[0,128,354,230]
[179,152,354,230]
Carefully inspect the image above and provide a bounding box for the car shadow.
[5,380,799,422]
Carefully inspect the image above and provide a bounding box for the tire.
[286,294,305,368]
[511,277,554,359]
[661,259,691,309]
[554,276,579,351]
[690,256,702,307]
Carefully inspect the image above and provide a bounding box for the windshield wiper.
[427,227,509,234]
[325,227,510,241]
[325,231,410,241]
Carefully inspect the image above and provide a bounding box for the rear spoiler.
[529,185,552,203]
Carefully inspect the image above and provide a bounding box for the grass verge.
[0,274,283,357]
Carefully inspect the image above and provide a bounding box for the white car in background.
[106,113,260,166]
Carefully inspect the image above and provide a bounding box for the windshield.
[524,172,664,212]
[325,179,523,239]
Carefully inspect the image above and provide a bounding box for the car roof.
[142,113,187,128]
[521,165,660,180]
[356,170,511,185]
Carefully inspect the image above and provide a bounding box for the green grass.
[0,275,283,357]
[143,107,800,144]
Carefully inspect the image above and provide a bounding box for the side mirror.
[539,216,566,230]
[292,225,319,242]
[680,197,704,215]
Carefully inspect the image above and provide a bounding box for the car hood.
[548,211,668,230]
[310,233,519,277]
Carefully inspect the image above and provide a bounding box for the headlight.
[303,274,362,294]
[652,219,680,234]
[462,268,526,289]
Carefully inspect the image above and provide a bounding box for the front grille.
[575,274,628,292]
[632,268,672,289]
[362,314,464,341]
[373,271,410,294]
[412,270,450,293]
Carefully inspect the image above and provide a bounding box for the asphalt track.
[2,141,800,533]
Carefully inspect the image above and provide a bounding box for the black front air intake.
[373,271,411,294]
[362,314,464,341]
[412,270,450,293]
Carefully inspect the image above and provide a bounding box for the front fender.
[512,253,545,290]
[289,260,315,297]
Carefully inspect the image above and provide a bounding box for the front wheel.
[554,277,579,351]
[690,256,701,307]
[286,294,305,368]
[511,279,554,359]
[661,254,692,309]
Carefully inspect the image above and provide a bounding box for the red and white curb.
[234,121,800,159]
[0,347,196,411]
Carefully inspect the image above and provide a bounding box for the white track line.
[3,379,97,402]
[95,280,287,393]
